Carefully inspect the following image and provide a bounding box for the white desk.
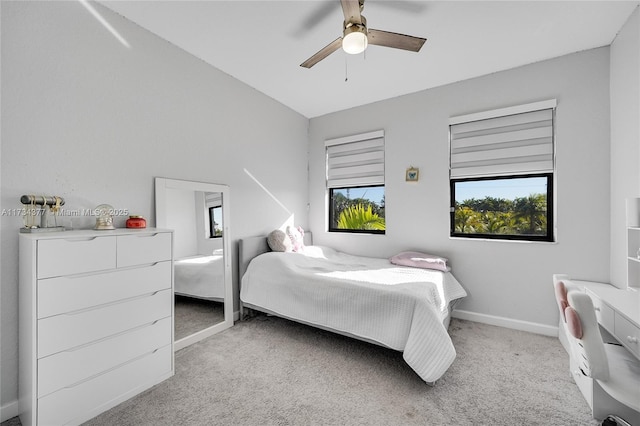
[558,279,640,423]
[573,280,640,360]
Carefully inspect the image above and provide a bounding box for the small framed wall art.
[405,167,419,182]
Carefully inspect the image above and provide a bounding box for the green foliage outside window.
[453,193,547,237]
[337,204,385,231]
[329,187,385,233]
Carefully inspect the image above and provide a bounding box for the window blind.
[205,192,222,208]
[450,107,554,179]
[326,130,385,189]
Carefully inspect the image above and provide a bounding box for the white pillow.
[267,229,292,252]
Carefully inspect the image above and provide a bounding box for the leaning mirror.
[155,177,233,351]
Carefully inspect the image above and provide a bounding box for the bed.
[174,250,225,301]
[239,233,467,384]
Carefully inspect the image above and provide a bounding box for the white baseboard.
[452,309,559,337]
[1,399,19,423]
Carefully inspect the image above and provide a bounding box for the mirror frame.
[155,177,233,351]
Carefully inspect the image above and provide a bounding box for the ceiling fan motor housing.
[342,16,368,54]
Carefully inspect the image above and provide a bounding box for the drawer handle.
[627,336,639,344]
[64,237,98,242]
[60,290,166,315]
[63,262,161,279]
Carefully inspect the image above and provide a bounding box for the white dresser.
[19,228,174,426]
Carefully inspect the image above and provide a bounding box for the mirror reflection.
[155,178,233,349]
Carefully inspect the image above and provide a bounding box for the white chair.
[565,291,640,425]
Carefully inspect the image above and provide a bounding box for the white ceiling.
[99,1,639,118]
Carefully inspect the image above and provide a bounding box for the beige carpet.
[4,316,599,426]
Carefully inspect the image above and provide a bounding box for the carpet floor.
[174,295,225,341]
[4,316,598,426]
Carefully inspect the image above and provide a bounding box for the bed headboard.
[238,231,313,280]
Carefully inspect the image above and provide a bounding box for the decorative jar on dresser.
[19,228,174,426]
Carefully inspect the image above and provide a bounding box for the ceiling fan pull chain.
[345,56,349,82]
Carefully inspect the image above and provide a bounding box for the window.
[326,130,385,234]
[205,191,223,238]
[451,174,553,241]
[329,185,385,233]
[208,206,222,238]
[449,100,556,242]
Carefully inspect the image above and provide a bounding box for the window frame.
[450,173,554,242]
[208,205,223,238]
[328,185,386,235]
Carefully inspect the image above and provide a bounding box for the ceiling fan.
[300,0,427,69]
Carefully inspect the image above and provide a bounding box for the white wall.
[610,7,640,288]
[309,47,612,333]
[0,0,308,412]
[0,2,5,419]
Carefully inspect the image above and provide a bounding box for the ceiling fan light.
[342,26,368,54]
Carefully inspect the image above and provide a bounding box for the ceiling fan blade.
[290,1,339,37]
[341,0,362,24]
[368,29,426,52]
[300,37,343,69]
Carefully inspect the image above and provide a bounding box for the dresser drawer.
[37,237,116,279]
[38,289,171,358]
[587,290,615,334]
[37,344,172,426]
[117,233,172,267]
[615,313,640,358]
[38,317,171,397]
[37,261,171,319]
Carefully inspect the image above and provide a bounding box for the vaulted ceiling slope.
[100,1,639,118]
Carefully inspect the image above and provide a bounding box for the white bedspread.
[240,246,467,383]
[174,254,225,300]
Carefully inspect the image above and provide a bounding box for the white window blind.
[326,130,385,188]
[205,192,222,208]
[450,103,555,179]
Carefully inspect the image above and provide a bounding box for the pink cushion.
[564,306,583,339]
[389,251,449,272]
[554,281,569,321]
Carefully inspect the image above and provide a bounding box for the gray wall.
[308,47,612,332]
[610,7,640,287]
[0,1,308,410]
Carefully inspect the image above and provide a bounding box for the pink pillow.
[389,251,449,272]
[564,306,583,339]
[286,226,305,252]
[554,281,569,322]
